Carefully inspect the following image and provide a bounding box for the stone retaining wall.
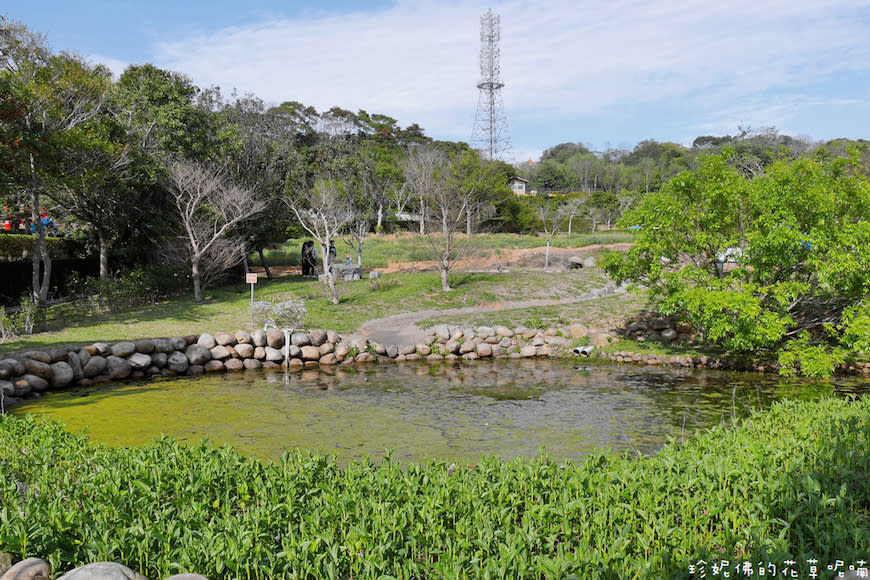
[0,324,577,411]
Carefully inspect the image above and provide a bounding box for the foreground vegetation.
[1,396,868,578]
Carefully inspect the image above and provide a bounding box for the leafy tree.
[605,152,870,377]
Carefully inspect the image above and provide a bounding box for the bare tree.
[287,178,354,304]
[559,197,585,235]
[534,196,567,268]
[165,160,267,301]
[418,149,492,291]
[403,144,445,235]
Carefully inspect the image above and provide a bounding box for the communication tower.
[471,9,511,161]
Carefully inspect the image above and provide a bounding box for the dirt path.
[356,284,627,346]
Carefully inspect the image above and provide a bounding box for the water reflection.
[14,360,868,464]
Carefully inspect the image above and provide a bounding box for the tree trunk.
[320,242,339,305]
[418,198,425,235]
[568,216,574,235]
[545,239,551,268]
[376,203,384,231]
[191,258,202,302]
[257,247,273,280]
[98,230,110,280]
[466,205,472,236]
[29,186,51,303]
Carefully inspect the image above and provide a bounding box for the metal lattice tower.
[471,9,511,162]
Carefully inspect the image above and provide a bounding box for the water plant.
[1,396,867,578]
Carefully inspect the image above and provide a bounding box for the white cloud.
[147,0,870,152]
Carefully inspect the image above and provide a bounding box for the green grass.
[2,396,867,578]
[1,264,640,352]
[256,231,634,268]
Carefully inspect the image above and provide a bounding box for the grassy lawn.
[257,231,633,268]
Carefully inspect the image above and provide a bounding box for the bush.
[1,397,868,578]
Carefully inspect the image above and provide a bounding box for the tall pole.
[471,9,511,162]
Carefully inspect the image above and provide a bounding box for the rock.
[459,340,477,355]
[415,344,431,356]
[351,337,368,352]
[234,343,254,359]
[214,332,236,347]
[309,329,327,346]
[49,362,75,388]
[106,356,132,380]
[12,378,31,396]
[111,341,136,358]
[1,557,50,579]
[661,328,678,341]
[494,325,514,338]
[20,358,52,379]
[287,345,302,359]
[520,346,537,358]
[426,353,443,361]
[264,347,284,363]
[545,336,571,347]
[47,348,68,363]
[168,337,187,351]
[536,346,554,357]
[582,256,596,268]
[569,324,589,338]
[398,344,416,356]
[225,358,244,371]
[164,574,210,580]
[326,330,340,344]
[127,353,153,371]
[56,561,147,580]
[196,334,216,349]
[0,380,14,397]
[443,340,460,354]
[181,345,210,366]
[591,334,613,348]
[462,352,480,361]
[290,332,310,347]
[476,343,492,357]
[319,342,335,356]
[649,317,670,331]
[567,255,585,269]
[250,329,267,347]
[319,353,338,365]
[210,346,231,361]
[203,360,225,372]
[19,350,51,364]
[461,327,476,341]
[0,359,25,378]
[152,338,173,353]
[66,351,84,380]
[253,346,266,360]
[266,329,284,349]
[23,374,49,392]
[133,339,154,354]
[82,356,108,378]
[234,330,252,344]
[355,352,375,363]
[476,326,495,339]
[186,365,204,376]
[166,351,189,374]
[151,352,168,368]
[334,343,350,361]
[432,325,451,341]
[300,345,321,361]
[243,358,262,370]
[368,271,381,279]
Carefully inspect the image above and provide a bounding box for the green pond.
[13,359,870,464]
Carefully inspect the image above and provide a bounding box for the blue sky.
[7,0,870,162]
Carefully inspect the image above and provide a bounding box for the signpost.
[246,273,258,325]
